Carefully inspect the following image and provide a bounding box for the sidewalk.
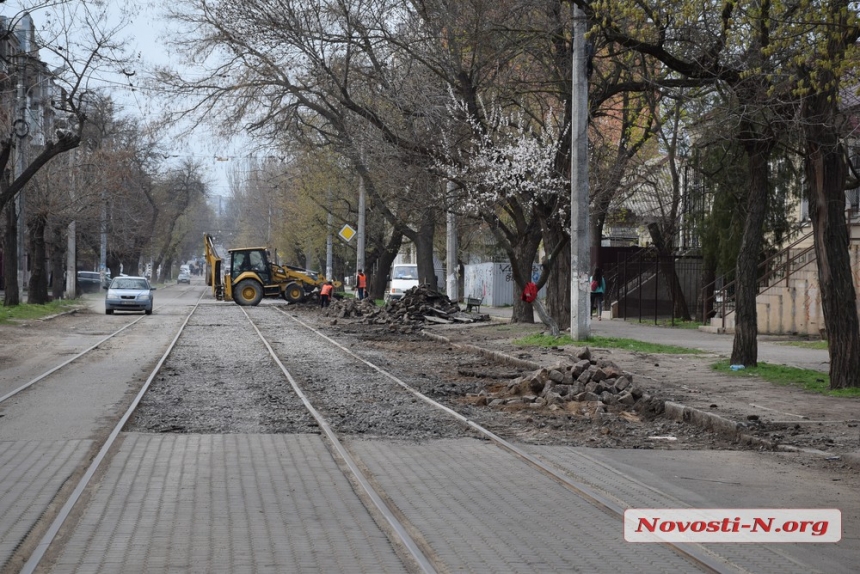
[476,306,860,468]
[482,306,830,371]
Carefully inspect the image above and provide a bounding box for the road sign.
[339,224,356,242]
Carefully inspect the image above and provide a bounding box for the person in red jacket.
[320,281,334,308]
[356,269,367,300]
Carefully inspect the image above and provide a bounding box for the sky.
[4,0,252,197]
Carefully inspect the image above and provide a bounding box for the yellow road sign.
[339,224,356,242]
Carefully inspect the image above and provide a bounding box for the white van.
[386,264,419,301]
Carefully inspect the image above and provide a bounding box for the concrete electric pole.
[326,188,333,280]
[15,17,31,298]
[65,148,77,299]
[356,174,366,274]
[446,181,458,301]
[570,6,591,340]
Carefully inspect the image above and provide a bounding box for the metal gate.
[604,249,704,324]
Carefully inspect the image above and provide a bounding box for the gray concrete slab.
[0,440,92,571]
[529,446,859,574]
[48,434,409,574]
[350,438,708,573]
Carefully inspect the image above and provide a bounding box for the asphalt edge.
[421,330,860,471]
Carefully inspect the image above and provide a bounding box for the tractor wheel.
[234,279,264,306]
[283,282,305,304]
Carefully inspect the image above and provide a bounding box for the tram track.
[269,307,738,574]
[0,284,199,408]
[16,300,810,573]
[0,316,146,406]
[16,297,203,574]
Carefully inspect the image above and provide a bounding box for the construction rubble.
[477,347,661,418]
[323,285,489,328]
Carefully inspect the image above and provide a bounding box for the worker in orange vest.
[320,281,334,308]
[356,269,367,300]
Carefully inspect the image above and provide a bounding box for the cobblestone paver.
[49,434,408,574]
[0,440,92,570]
[529,446,824,574]
[351,438,707,573]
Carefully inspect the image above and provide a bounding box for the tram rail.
[0,316,146,406]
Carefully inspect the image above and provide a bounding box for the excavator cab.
[226,247,278,305]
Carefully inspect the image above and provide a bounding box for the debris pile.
[323,285,488,328]
[478,347,661,418]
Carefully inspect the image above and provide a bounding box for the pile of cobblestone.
[479,347,661,418]
[324,285,488,328]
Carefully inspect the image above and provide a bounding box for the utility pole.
[326,188,333,280]
[570,6,590,340]
[99,189,107,282]
[356,174,366,273]
[65,148,76,299]
[15,16,31,298]
[446,181,458,301]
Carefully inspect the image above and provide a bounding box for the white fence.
[463,263,545,307]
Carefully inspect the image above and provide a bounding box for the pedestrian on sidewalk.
[590,267,605,320]
[356,269,367,300]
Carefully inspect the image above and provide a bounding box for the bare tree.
[0,2,132,305]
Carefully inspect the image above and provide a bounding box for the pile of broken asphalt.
[427,312,860,471]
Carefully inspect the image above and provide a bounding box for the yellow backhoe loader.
[204,233,341,305]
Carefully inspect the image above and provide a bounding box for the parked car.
[76,271,103,294]
[105,276,156,315]
[177,272,191,284]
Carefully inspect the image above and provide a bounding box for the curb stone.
[662,401,776,449]
[422,331,541,370]
[422,330,860,470]
[39,306,85,321]
[5,305,84,325]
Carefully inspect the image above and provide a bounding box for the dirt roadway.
[416,320,860,462]
[279,306,858,469]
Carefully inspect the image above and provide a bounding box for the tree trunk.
[700,261,716,323]
[730,140,771,366]
[589,203,607,269]
[27,214,50,304]
[127,250,142,276]
[49,223,66,300]
[509,228,542,323]
[647,223,691,321]
[542,224,571,330]
[805,107,860,389]
[664,257,691,321]
[369,229,402,300]
[414,211,437,289]
[532,298,559,336]
[163,256,175,281]
[3,203,19,306]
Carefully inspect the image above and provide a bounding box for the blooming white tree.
[440,100,570,328]
[444,102,568,217]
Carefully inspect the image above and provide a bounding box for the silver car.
[105,276,156,315]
